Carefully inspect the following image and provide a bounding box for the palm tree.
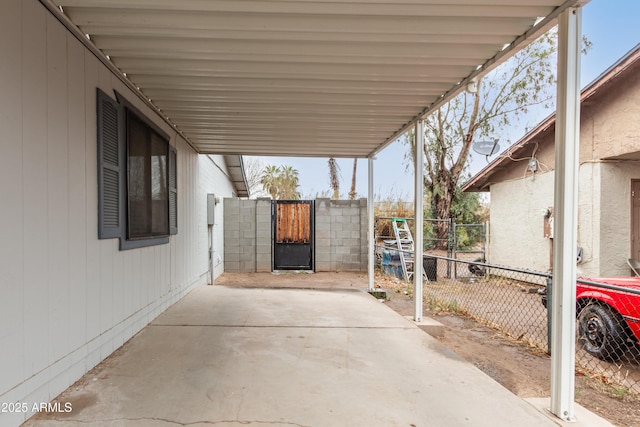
[260,165,282,199]
[260,164,301,200]
[279,165,301,200]
[328,157,340,199]
[348,158,357,200]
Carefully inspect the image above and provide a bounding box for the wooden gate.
[272,200,314,270]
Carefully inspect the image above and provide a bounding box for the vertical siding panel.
[193,153,199,280]
[195,152,203,281]
[99,242,114,360]
[22,0,49,379]
[159,246,165,308]
[111,80,134,323]
[139,248,147,307]
[152,248,159,302]
[185,152,192,284]
[132,250,141,320]
[84,53,101,355]
[109,75,124,335]
[98,66,113,343]
[184,150,191,284]
[146,249,153,311]
[67,34,87,355]
[112,248,124,332]
[163,243,170,295]
[0,0,24,397]
[122,249,134,320]
[47,14,70,367]
[177,149,186,283]
[180,153,186,285]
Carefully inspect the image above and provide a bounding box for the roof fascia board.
[222,155,249,198]
[580,43,640,102]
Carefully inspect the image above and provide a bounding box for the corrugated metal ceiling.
[45,0,583,158]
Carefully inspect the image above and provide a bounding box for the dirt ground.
[217,271,640,427]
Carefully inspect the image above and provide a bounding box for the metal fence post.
[447,217,454,278]
[547,277,552,354]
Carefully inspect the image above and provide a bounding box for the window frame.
[97,88,177,250]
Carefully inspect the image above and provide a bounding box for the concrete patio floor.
[24,284,605,426]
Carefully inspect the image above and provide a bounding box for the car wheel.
[577,304,628,362]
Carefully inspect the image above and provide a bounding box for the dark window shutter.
[97,89,123,239]
[169,146,178,235]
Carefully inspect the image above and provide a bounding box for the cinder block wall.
[255,199,272,272]
[223,198,256,272]
[224,198,368,272]
[315,198,368,271]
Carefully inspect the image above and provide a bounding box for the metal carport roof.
[42,0,584,159]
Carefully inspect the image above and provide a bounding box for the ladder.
[391,218,426,282]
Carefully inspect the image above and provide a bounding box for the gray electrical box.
[207,194,216,225]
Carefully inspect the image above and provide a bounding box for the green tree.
[260,165,282,199]
[260,164,301,200]
[406,29,570,248]
[278,166,301,200]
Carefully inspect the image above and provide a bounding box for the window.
[97,89,177,249]
[127,111,169,238]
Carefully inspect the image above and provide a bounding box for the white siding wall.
[0,2,235,425]
[200,155,236,280]
[489,172,555,272]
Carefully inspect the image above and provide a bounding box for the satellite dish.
[472,140,500,156]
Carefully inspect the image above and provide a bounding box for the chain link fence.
[379,253,640,396]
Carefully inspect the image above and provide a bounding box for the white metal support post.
[550,6,581,422]
[368,157,375,292]
[414,120,424,322]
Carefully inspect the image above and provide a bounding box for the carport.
[39,0,584,422]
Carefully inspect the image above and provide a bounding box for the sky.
[246,0,640,200]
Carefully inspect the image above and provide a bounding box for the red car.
[543,277,640,361]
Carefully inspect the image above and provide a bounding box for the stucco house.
[464,44,640,277]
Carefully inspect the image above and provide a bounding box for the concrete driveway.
[25,284,565,427]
